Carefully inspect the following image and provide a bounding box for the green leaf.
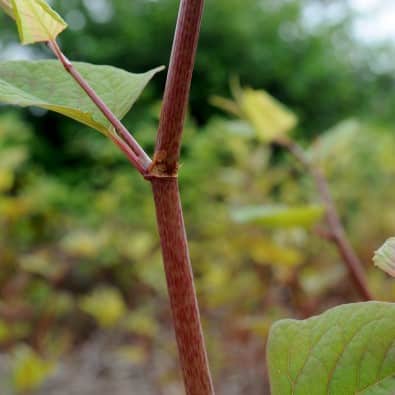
[0,0,14,18]
[9,0,67,44]
[232,204,324,228]
[267,302,395,395]
[359,376,395,395]
[0,60,163,136]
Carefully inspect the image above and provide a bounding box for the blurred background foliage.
[1,0,395,393]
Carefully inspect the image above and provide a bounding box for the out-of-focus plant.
[11,345,54,394]
[2,98,395,393]
[213,82,372,300]
[213,82,395,393]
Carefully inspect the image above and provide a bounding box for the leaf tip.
[373,237,395,277]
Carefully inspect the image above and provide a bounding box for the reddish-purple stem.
[277,138,373,301]
[149,0,215,394]
[151,0,205,176]
[47,40,152,175]
[48,1,213,392]
[151,178,214,394]
[109,133,146,174]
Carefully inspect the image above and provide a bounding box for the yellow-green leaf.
[240,89,297,142]
[232,204,324,229]
[79,287,127,328]
[12,345,54,393]
[11,0,67,44]
[212,81,297,142]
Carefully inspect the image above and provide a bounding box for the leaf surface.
[0,60,163,135]
[267,302,395,395]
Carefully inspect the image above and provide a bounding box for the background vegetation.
[1,0,395,393]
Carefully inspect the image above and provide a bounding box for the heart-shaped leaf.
[267,302,395,395]
[0,60,163,135]
[6,0,67,44]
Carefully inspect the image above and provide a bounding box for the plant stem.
[151,178,214,395]
[47,40,152,175]
[149,0,215,394]
[150,0,205,176]
[277,138,373,301]
[109,132,146,175]
[50,1,213,391]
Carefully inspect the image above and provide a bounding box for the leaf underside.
[0,60,163,135]
[267,302,395,395]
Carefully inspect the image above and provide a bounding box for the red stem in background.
[149,0,215,394]
[47,40,152,175]
[277,139,373,301]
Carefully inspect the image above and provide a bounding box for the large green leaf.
[0,60,163,135]
[232,204,324,228]
[267,302,395,395]
[9,0,67,44]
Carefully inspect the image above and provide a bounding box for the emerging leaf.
[232,204,324,229]
[267,302,395,395]
[0,61,163,136]
[373,237,395,277]
[9,0,67,44]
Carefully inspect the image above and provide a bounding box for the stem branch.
[277,138,373,301]
[47,40,152,175]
